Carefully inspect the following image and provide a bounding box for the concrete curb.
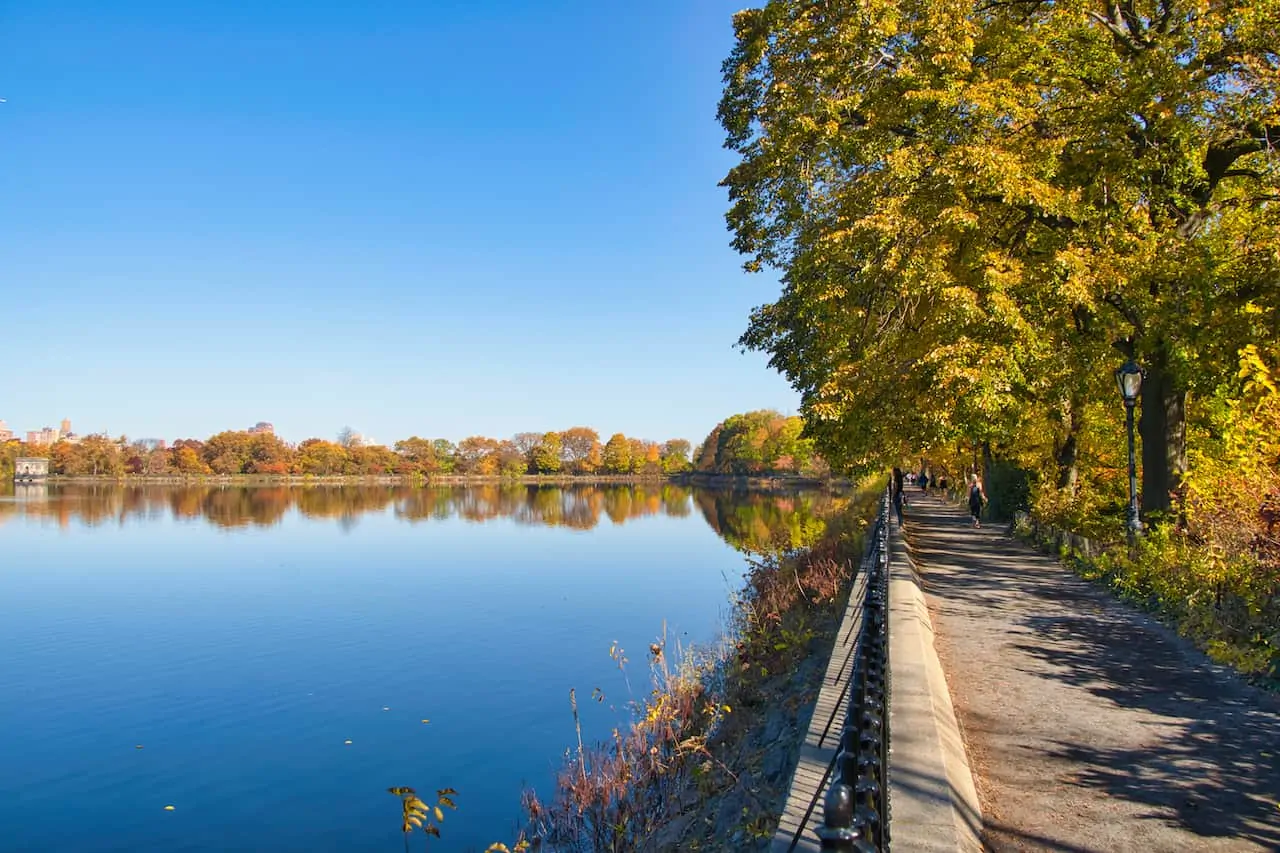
[889,516,984,852]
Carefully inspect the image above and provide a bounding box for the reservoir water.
[0,483,833,852]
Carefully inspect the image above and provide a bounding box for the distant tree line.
[1,427,694,478]
[693,410,828,477]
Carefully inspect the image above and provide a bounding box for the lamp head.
[1115,359,1143,404]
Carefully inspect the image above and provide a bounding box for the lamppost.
[1115,359,1143,537]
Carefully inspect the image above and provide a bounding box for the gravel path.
[902,491,1280,852]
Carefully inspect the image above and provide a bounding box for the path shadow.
[904,494,1280,849]
[1019,610,1280,848]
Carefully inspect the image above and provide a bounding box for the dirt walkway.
[901,491,1280,852]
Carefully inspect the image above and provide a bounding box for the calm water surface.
[0,484,833,853]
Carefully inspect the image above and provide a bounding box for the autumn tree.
[395,437,449,475]
[531,432,563,474]
[348,444,398,475]
[145,446,172,475]
[171,444,211,475]
[660,439,692,474]
[297,439,349,476]
[626,438,648,474]
[719,0,1280,516]
[51,435,124,477]
[455,437,500,475]
[640,440,663,475]
[560,427,602,475]
[48,440,80,475]
[602,433,632,474]
[511,432,543,469]
[695,426,721,472]
[204,431,255,475]
[248,433,294,475]
[494,440,527,478]
[695,412,825,475]
[431,439,457,473]
[716,412,774,474]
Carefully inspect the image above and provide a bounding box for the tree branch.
[1198,123,1278,203]
[1104,292,1144,335]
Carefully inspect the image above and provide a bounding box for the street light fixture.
[1115,359,1143,536]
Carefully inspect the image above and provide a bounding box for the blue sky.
[0,0,797,446]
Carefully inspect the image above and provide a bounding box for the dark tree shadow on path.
[903,494,1280,850]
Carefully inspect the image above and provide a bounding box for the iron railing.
[816,487,891,852]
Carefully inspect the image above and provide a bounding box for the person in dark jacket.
[892,467,906,523]
[967,474,987,528]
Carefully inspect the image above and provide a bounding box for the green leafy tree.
[659,439,692,473]
[602,433,632,474]
[719,0,1280,511]
[494,440,527,478]
[531,432,563,474]
[624,438,643,474]
[431,440,457,474]
[694,413,825,475]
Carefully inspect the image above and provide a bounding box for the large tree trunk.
[1138,346,1188,517]
[1055,395,1080,492]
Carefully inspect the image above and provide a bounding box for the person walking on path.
[967,473,986,527]
[892,466,906,524]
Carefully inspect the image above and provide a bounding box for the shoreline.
[517,476,883,849]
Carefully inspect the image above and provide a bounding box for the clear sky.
[0,0,798,447]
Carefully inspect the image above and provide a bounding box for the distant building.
[61,418,72,435]
[14,457,49,482]
[247,422,274,435]
[0,420,13,442]
[26,427,62,446]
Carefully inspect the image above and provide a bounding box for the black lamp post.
[1115,359,1143,536]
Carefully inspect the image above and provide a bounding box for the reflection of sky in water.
[0,485,831,852]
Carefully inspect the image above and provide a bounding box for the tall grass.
[522,477,885,850]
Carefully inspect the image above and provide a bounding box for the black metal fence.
[816,487,891,852]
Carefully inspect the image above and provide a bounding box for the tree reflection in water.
[0,483,835,549]
[693,488,840,555]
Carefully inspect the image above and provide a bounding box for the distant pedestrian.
[892,467,905,523]
[968,474,987,528]
[918,468,929,492]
